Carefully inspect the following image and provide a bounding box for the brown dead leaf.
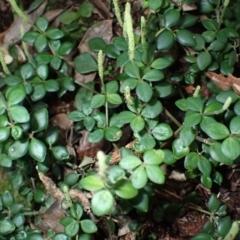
[171,0,197,11]
[89,0,113,19]
[76,129,111,159]
[38,200,65,234]
[206,71,240,94]
[75,19,113,84]
[0,1,47,47]
[38,171,91,212]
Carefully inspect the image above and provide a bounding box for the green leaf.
[208,40,225,51]
[184,152,199,170]
[34,34,48,52]
[113,37,128,51]
[84,116,95,131]
[60,11,78,24]
[186,97,204,112]
[151,58,171,70]
[134,133,156,152]
[45,127,59,146]
[199,0,214,13]
[131,166,148,189]
[105,44,120,58]
[120,155,142,170]
[143,69,164,82]
[136,81,153,102]
[0,219,15,235]
[2,190,14,208]
[221,137,240,160]
[130,191,149,212]
[217,90,238,104]
[163,149,177,165]
[35,17,49,32]
[172,138,190,159]
[64,219,79,237]
[44,80,60,92]
[80,175,104,191]
[217,216,232,238]
[50,55,62,70]
[164,9,180,28]
[22,31,40,43]
[201,122,229,140]
[65,173,80,187]
[91,190,114,216]
[78,1,93,17]
[124,61,139,78]
[141,99,163,119]
[192,34,205,51]
[110,111,136,127]
[207,194,221,212]
[104,126,122,141]
[176,29,196,47]
[74,53,98,74]
[11,172,23,190]
[88,37,106,52]
[197,51,212,70]
[80,220,97,234]
[230,116,240,134]
[29,138,46,162]
[33,189,45,203]
[67,110,85,121]
[130,116,145,132]
[9,106,30,123]
[201,175,212,188]
[107,93,122,105]
[35,52,52,64]
[114,179,138,199]
[108,165,125,184]
[175,99,188,111]
[198,156,212,176]
[0,127,10,142]
[184,110,202,127]
[36,64,49,80]
[46,28,64,40]
[156,29,174,51]
[145,165,165,184]
[20,63,34,80]
[117,52,129,67]
[88,129,104,143]
[58,42,74,56]
[152,123,173,141]
[179,126,195,147]
[106,80,118,93]
[220,61,234,75]
[202,30,216,43]
[7,86,26,105]
[204,101,223,114]
[51,146,69,161]
[0,154,12,167]
[201,19,217,31]
[8,139,29,159]
[209,142,232,165]
[154,82,173,98]
[90,94,106,108]
[178,14,198,28]
[143,149,164,165]
[31,108,48,132]
[228,50,237,67]
[148,0,162,10]
[31,84,46,101]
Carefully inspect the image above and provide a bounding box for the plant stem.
[164,108,182,127]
